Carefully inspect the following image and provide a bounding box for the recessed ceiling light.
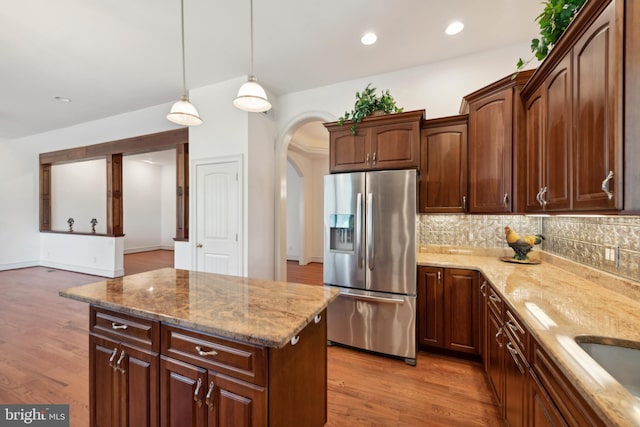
[53,96,72,103]
[361,32,378,46]
[445,21,464,36]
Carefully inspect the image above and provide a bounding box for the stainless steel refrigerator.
[323,169,416,365]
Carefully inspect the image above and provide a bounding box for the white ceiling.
[0,0,541,139]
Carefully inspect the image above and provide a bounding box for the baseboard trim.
[40,261,124,278]
[0,260,39,272]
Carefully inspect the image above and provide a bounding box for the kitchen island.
[60,267,339,427]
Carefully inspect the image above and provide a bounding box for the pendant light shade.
[167,0,202,126]
[167,95,203,126]
[233,76,272,112]
[234,0,271,113]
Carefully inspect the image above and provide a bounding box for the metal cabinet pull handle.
[495,328,503,348]
[507,342,525,374]
[601,170,614,200]
[111,322,128,330]
[462,195,466,210]
[194,378,203,407]
[195,345,218,357]
[536,188,543,206]
[372,152,377,165]
[108,347,118,368]
[480,281,487,297]
[437,271,441,282]
[503,193,509,207]
[205,381,215,411]
[489,294,500,303]
[291,335,300,346]
[365,153,370,165]
[314,314,322,324]
[115,350,126,373]
[506,319,521,334]
[540,186,548,207]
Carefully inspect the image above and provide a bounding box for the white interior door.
[195,160,242,275]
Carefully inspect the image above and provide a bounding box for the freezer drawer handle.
[340,292,404,304]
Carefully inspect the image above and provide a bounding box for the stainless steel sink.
[575,336,640,398]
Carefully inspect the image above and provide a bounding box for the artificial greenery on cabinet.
[338,84,403,135]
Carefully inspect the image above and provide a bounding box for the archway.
[274,111,335,281]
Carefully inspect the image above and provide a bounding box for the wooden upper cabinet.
[524,56,572,212]
[419,115,468,213]
[324,110,423,173]
[522,0,626,212]
[463,70,533,213]
[572,0,621,210]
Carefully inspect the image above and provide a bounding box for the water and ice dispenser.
[328,214,354,252]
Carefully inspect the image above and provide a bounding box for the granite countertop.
[417,246,640,426]
[60,268,339,349]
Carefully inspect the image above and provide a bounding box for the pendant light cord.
[180,0,187,96]
[249,0,254,77]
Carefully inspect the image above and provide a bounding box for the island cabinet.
[462,70,534,213]
[419,115,468,213]
[62,268,337,427]
[522,0,629,212]
[323,110,423,173]
[417,266,480,355]
[89,306,160,427]
[159,313,327,427]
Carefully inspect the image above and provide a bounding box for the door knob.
[196,243,203,248]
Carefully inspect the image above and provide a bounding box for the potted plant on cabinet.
[516,0,587,72]
[338,84,403,135]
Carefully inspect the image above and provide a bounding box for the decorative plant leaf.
[338,83,403,135]
[515,0,587,73]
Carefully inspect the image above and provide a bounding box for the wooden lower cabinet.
[417,266,479,355]
[160,357,266,427]
[90,306,327,427]
[480,286,607,427]
[90,309,159,427]
[529,370,566,427]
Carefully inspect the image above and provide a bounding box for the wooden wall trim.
[39,164,51,232]
[38,128,189,239]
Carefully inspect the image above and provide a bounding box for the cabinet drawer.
[504,308,528,355]
[161,324,267,386]
[90,306,159,351]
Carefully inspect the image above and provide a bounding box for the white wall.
[247,112,277,279]
[51,159,107,233]
[123,158,162,252]
[286,161,302,260]
[0,139,40,270]
[3,103,180,274]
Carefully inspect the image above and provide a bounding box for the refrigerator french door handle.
[366,192,374,271]
[356,193,363,269]
[339,291,404,304]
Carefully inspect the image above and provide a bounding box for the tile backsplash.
[417,215,640,282]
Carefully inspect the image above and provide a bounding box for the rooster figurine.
[504,226,545,261]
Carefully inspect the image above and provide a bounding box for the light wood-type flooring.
[0,252,502,426]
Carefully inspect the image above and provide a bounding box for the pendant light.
[167,0,203,126]
[233,0,272,113]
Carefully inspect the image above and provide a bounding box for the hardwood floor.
[0,253,502,426]
[287,260,324,285]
